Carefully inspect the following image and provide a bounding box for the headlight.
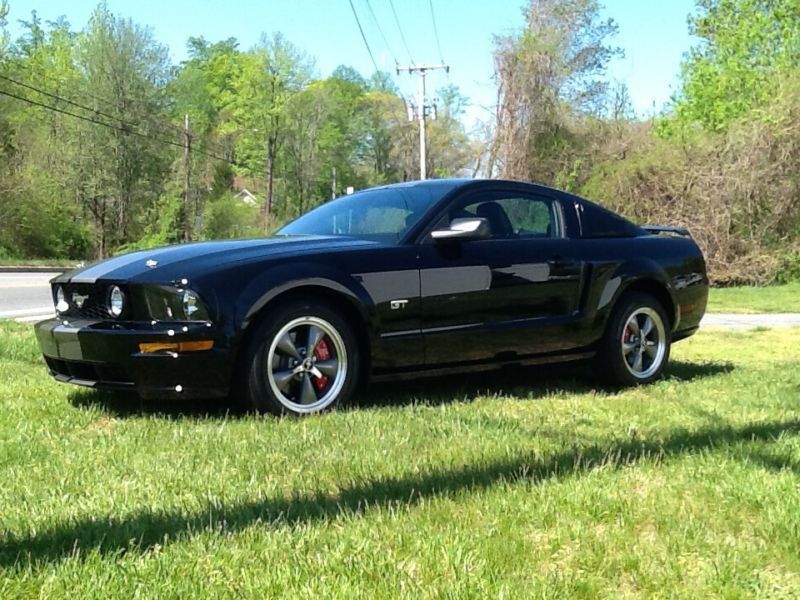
[55,286,69,314]
[108,285,125,317]
[142,285,210,321]
[182,290,201,318]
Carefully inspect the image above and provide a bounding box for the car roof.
[367,178,562,194]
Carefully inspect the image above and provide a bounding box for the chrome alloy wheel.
[265,316,348,413]
[621,307,667,379]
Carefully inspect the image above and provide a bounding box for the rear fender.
[594,258,678,332]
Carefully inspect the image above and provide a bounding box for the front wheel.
[596,292,671,386]
[243,299,360,416]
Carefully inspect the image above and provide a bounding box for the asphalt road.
[0,272,58,322]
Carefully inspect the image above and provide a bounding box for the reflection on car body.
[35,179,708,416]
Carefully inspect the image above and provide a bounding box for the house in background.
[233,188,259,206]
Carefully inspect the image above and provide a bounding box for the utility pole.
[183,114,192,242]
[396,63,449,180]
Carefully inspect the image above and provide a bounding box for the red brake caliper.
[313,338,331,391]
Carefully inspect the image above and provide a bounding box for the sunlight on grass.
[1,321,800,597]
[708,281,800,313]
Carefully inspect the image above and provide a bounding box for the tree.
[490,0,620,182]
[75,5,172,256]
[674,0,800,131]
[228,34,311,223]
[426,85,472,178]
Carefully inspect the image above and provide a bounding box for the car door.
[418,187,585,366]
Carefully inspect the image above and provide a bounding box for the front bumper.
[34,318,233,399]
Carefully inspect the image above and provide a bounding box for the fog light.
[55,286,69,314]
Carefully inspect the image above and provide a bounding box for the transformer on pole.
[396,63,449,180]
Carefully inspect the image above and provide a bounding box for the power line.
[428,0,446,64]
[1,71,231,160]
[0,72,200,153]
[8,68,230,157]
[388,0,415,65]
[0,86,234,164]
[0,72,154,136]
[361,0,397,64]
[347,0,380,74]
[15,67,189,137]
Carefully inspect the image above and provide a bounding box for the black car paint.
[34,179,708,399]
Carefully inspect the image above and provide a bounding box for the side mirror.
[431,218,491,243]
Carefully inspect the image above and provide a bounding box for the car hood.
[55,236,378,284]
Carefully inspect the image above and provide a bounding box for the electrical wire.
[0,87,235,164]
[0,72,180,143]
[347,0,380,74]
[428,0,446,64]
[388,0,415,65]
[5,69,230,157]
[361,0,397,64]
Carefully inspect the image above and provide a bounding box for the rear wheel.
[243,299,359,416]
[596,292,671,386]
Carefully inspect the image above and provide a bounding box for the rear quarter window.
[578,201,643,238]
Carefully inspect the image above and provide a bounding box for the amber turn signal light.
[138,340,214,353]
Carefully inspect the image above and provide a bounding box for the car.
[35,179,708,416]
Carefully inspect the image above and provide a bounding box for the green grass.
[2,320,800,598]
[708,281,800,313]
[0,258,79,268]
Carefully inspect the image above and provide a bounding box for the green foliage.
[673,0,800,131]
[0,4,472,261]
[776,249,800,284]
[201,193,261,240]
[116,191,184,252]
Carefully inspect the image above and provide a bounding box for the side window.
[458,195,561,239]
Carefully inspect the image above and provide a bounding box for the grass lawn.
[0,258,78,268]
[2,320,800,598]
[707,281,800,313]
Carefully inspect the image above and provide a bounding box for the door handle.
[549,255,573,268]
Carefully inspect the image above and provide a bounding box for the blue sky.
[6,0,698,127]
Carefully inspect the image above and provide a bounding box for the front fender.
[235,261,375,332]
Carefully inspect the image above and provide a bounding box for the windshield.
[278,184,455,243]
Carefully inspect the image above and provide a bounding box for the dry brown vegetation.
[490,0,800,285]
[583,81,800,285]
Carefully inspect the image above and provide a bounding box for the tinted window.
[578,201,642,238]
[452,193,561,239]
[278,184,453,243]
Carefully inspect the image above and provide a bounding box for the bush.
[201,193,261,240]
[581,82,800,285]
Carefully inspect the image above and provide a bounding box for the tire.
[596,292,671,386]
[242,298,360,416]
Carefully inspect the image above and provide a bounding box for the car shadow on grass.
[66,360,735,419]
[68,389,237,420]
[0,413,793,571]
[353,359,735,410]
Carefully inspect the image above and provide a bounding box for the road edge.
[0,266,71,273]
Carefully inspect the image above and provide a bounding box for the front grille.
[60,283,113,320]
[45,356,132,384]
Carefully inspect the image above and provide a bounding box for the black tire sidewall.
[243,299,360,416]
[599,292,672,386]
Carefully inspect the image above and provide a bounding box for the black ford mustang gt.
[35,179,708,416]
